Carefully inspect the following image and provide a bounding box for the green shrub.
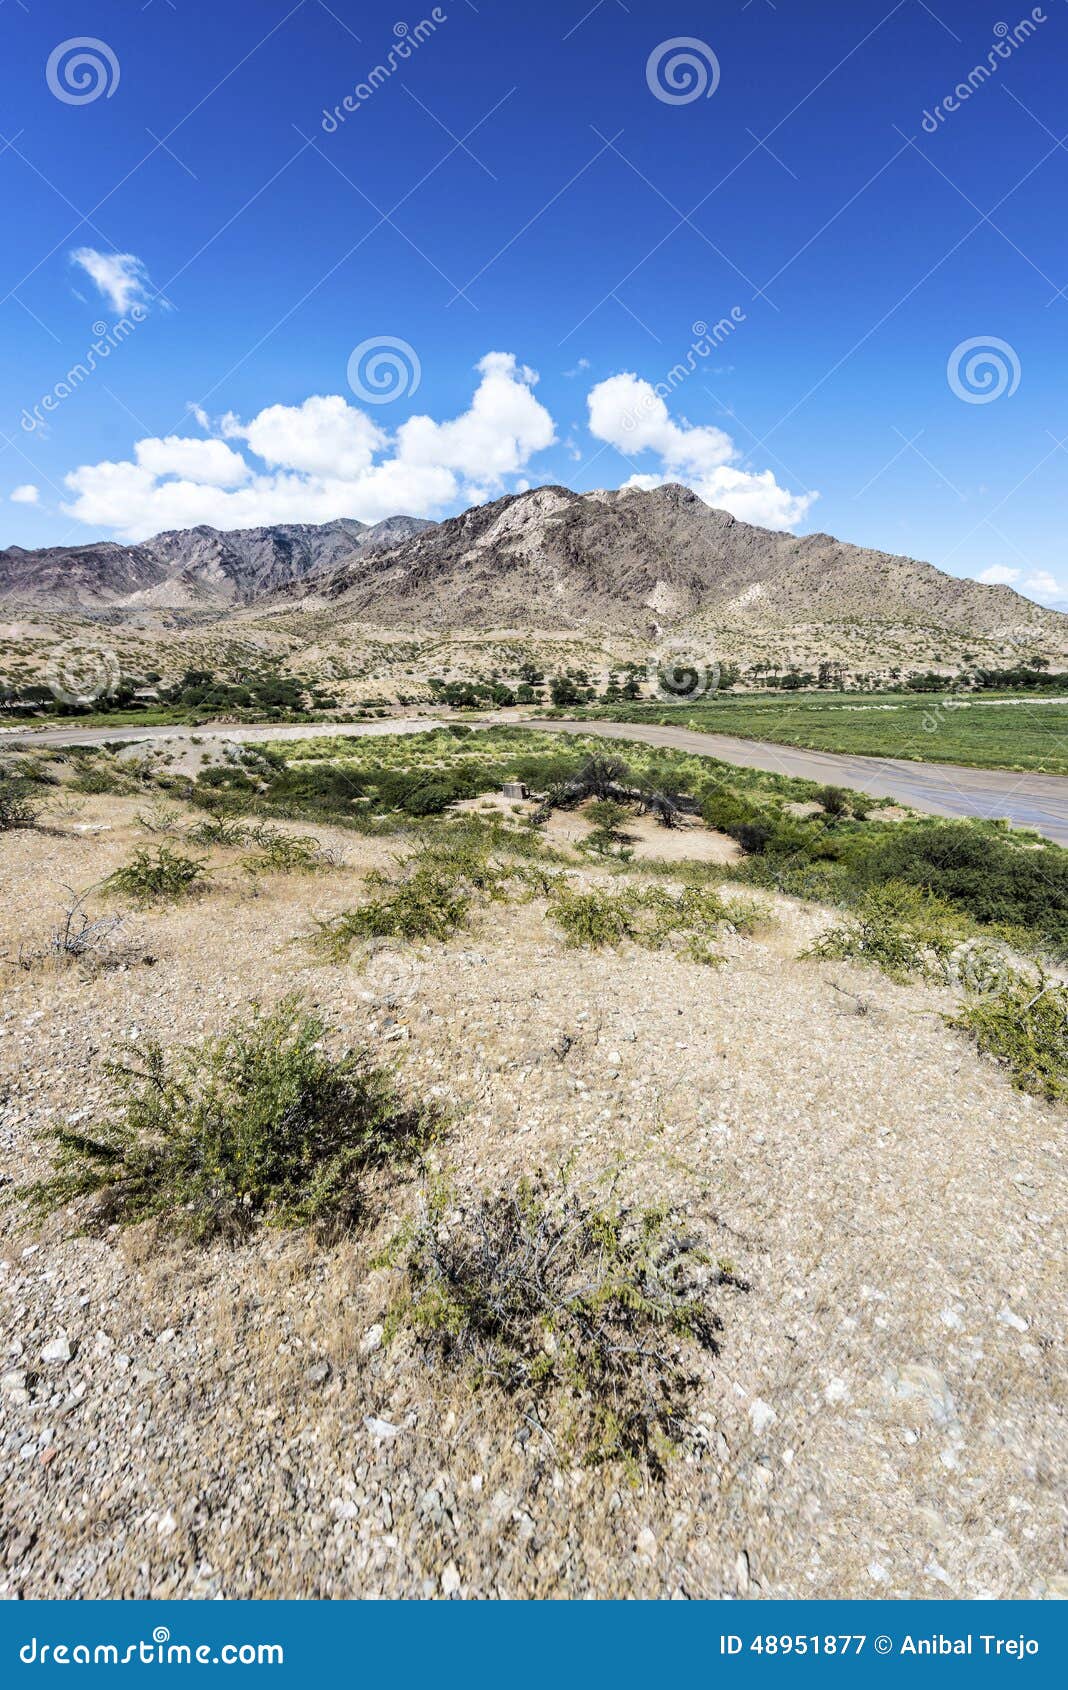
[377,1177,747,1477]
[548,884,645,948]
[855,822,1068,952]
[816,784,850,817]
[21,999,436,1242]
[241,831,339,876]
[803,881,965,980]
[547,880,762,963]
[948,970,1068,1102]
[0,774,39,831]
[105,845,209,905]
[187,816,253,847]
[313,827,545,958]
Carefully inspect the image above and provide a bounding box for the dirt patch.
[0,798,1063,1599]
[457,790,741,865]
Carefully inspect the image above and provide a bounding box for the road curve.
[5,713,1068,846]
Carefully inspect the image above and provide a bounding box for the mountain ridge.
[0,515,433,611]
[3,486,1065,662]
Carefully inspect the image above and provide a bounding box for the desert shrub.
[104,845,209,905]
[855,822,1068,952]
[241,831,340,876]
[187,815,253,847]
[548,884,645,949]
[948,970,1068,1102]
[547,881,759,963]
[313,828,545,958]
[0,773,39,831]
[816,784,850,817]
[135,801,186,836]
[581,798,634,860]
[21,998,436,1242]
[314,855,472,956]
[701,787,759,835]
[377,1177,747,1476]
[803,881,965,981]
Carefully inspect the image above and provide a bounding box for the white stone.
[749,1398,777,1435]
[364,1415,400,1440]
[41,1335,72,1365]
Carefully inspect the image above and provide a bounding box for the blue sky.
[2,0,1066,602]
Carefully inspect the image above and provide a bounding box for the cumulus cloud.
[587,372,817,530]
[1020,570,1064,603]
[70,248,158,315]
[977,564,1021,585]
[62,353,556,540]
[135,436,250,488]
[976,563,1065,604]
[10,484,39,505]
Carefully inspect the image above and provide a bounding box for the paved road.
[6,712,1068,845]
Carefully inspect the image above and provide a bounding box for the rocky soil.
[0,794,1064,1599]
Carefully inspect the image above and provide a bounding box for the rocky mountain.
[293,483,1068,650]
[4,486,1065,663]
[0,515,434,611]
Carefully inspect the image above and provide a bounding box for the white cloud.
[976,563,1066,604]
[587,371,816,530]
[1021,570,1064,603]
[977,565,1021,585]
[135,436,250,488]
[62,354,555,540]
[70,248,157,315]
[10,484,39,505]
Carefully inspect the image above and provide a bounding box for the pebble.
[749,1398,777,1436]
[41,1335,73,1365]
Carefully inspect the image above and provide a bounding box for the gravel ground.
[0,795,1064,1599]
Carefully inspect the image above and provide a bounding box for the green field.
[575,693,1068,775]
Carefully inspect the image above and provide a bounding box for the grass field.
[575,693,1068,775]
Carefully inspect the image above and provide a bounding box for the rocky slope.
[297,484,1066,648]
[4,486,1065,667]
[0,516,434,611]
